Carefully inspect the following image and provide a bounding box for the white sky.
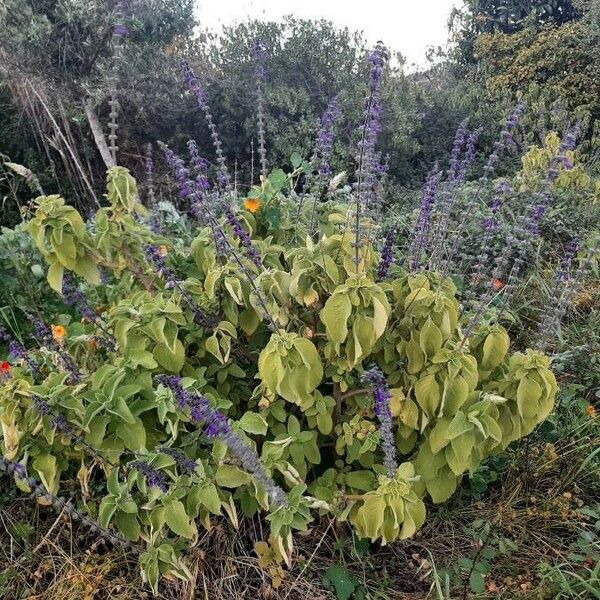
[196,0,463,71]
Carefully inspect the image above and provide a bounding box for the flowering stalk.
[32,395,196,488]
[145,143,156,206]
[465,180,513,306]
[354,43,387,270]
[158,446,198,476]
[161,146,278,331]
[252,39,268,181]
[0,456,136,551]
[535,236,599,350]
[409,164,442,270]
[182,60,231,191]
[363,367,397,477]
[223,207,263,269]
[503,124,580,298]
[377,227,397,281]
[156,375,288,507]
[447,119,469,183]
[32,395,110,465]
[315,96,342,178]
[145,245,216,328]
[305,95,343,235]
[130,460,170,493]
[108,3,128,164]
[440,104,525,275]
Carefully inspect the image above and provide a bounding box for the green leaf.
[239,308,260,335]
[47,261,64,293]
[164,499,195,539]
[517,376,543,418]
[316,411,333,434]
[73,255,101,285]
[371,295,389,339]
[481,328,509,370]
[116,417,147,451]
[238,412,268,435]
[355,494,386,541]
[188,483,222,516]
[324,565,356,600]
[32,454,58,493]
[345,470,376,492]
[321,291,352,345]
[215,464,252,488]
[115,511,141,541]
[469,571,486,594]
[98,496,117,528]
[290,152,302,169]
[414,374,441,417]
[153,339,185,373]
[420,318,443,358]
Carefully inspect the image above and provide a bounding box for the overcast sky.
[196,0,462,70]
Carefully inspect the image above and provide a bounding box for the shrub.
[0,161,559,591]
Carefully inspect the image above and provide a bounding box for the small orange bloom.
[158,245,168,257]
[52,324,67,342]
[587,405,597,418]
[1,361,11,372]
[244,197,261,213]
[492,278,506,291]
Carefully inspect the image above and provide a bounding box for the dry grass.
[0,417,597,600]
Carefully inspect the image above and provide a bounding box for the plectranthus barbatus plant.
[0,41,576,593]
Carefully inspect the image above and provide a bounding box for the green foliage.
[0,166,558,591]
[475,21,600,123]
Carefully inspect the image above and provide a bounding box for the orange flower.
[158,245,168,257]
[0,361,11,373]
[52,324,67,342]
[492,278,506,291]
[244,197,261,213]
[587,405,597,418]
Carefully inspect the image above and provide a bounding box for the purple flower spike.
[363,367,397,477]
[314,96,342,177]
[130,461,169,493]
[410,164,442,270]
[377,228,397,281]
[156,375,287,507]
[145,245,215,328]
[159,447,198,476]
[557,240,579,282]
[181,60,231,190]
[224,207,263,269]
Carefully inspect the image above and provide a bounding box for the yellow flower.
[52,324,67,342]
[158,245,168,257]
[587,405,597,418]
[244,197,261,213]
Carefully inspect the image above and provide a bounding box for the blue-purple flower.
[314,96,342,177]
[410,164,442,270]
[130,460,169,493]
[145,245,215,328]
[159,447,198,476]
[156,375,287,507]
[377,228,396,281]
[363,367,398,477]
